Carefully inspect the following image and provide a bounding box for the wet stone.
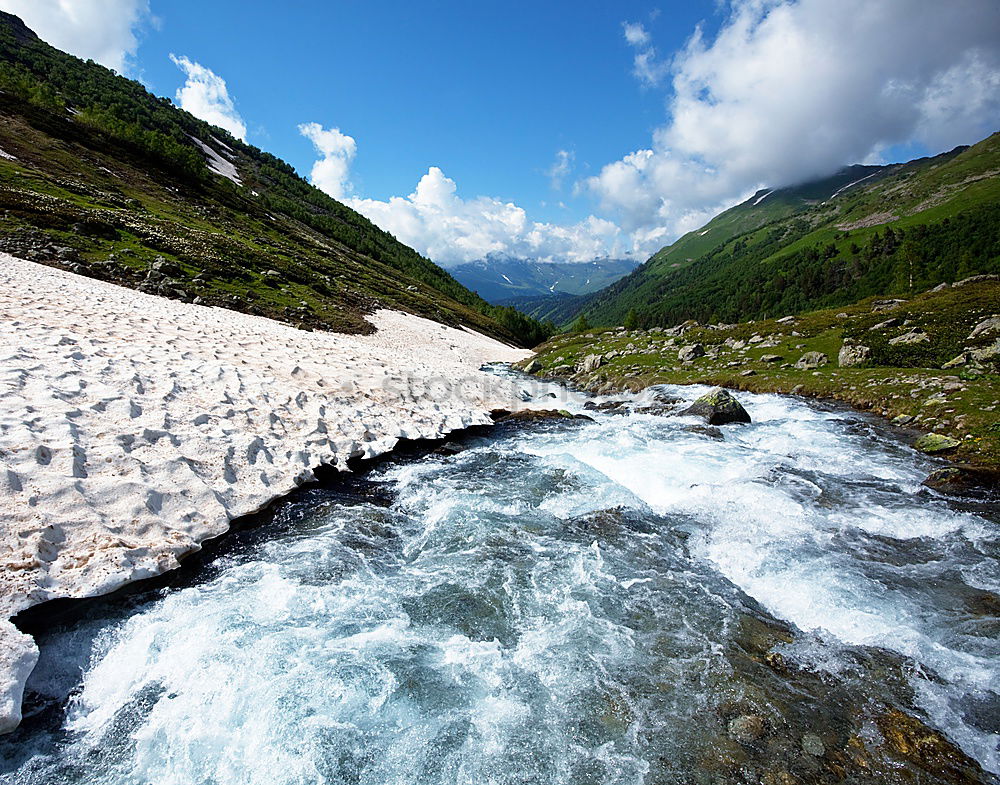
[801,733,825,757]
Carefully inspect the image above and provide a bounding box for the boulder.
[150,257,182,278]
[579,354,604,373]
[680,387,751,425]
[677,343,705,362]
[953,274,999,287]
[838,342,871,367]
[969,316,1000,340]
[870,317,902,331]
[760,354,783,363]
[913,433,961,454]
[872,299,906,312]
[970,339,1000,369]
[522,359,542,374]
[888,329,930,346]
[795,351,829,370]
[923,465,1000,493]
[942,353,970,369]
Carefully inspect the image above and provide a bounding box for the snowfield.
[0,255,529,732]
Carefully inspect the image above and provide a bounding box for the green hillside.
[572,137,1000,328]
[0,12,549,346]
[650,164,890,273]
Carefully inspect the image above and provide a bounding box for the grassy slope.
[575,139,998,328]
[648,164,889,272]
[525,280,1000,471]
[0,13,544,345]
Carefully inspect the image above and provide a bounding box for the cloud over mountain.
[591,0,1000,248]
[345,167,622,266]
[0,0,150,73]
[170,55,247,141]
[299,122,357,200]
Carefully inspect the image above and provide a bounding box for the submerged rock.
[490,408,594,423]
[583,400,633,417]
[729,714,767,745]
[680,387,751,425]
[801,733,826,757]
[684,424,724,439]
[875,708,986,785]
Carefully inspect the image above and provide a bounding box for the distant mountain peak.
[451,256,642,303]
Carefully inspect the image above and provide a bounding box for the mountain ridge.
[556,137,998,328]
[0,12,550,346]
[450,254,641,303]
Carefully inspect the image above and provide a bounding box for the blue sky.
[5,1,1000,266]
[134,1,714,223]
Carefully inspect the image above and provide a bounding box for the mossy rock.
[913,433,961,453]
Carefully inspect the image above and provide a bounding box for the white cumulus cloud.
[592,0,1000,253]
[346,167,623,266]
[170,55,247,141]
[299,122,357,200]
[1,0,150,72]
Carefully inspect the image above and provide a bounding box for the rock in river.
[680,387,751,425]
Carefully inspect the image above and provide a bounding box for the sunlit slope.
[575,136,999,327]
[0,12,548,345]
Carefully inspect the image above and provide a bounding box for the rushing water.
[3,371,999,784]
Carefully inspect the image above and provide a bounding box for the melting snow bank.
[0,254,529,732]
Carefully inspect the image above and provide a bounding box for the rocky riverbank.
[520,278,1000,483]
